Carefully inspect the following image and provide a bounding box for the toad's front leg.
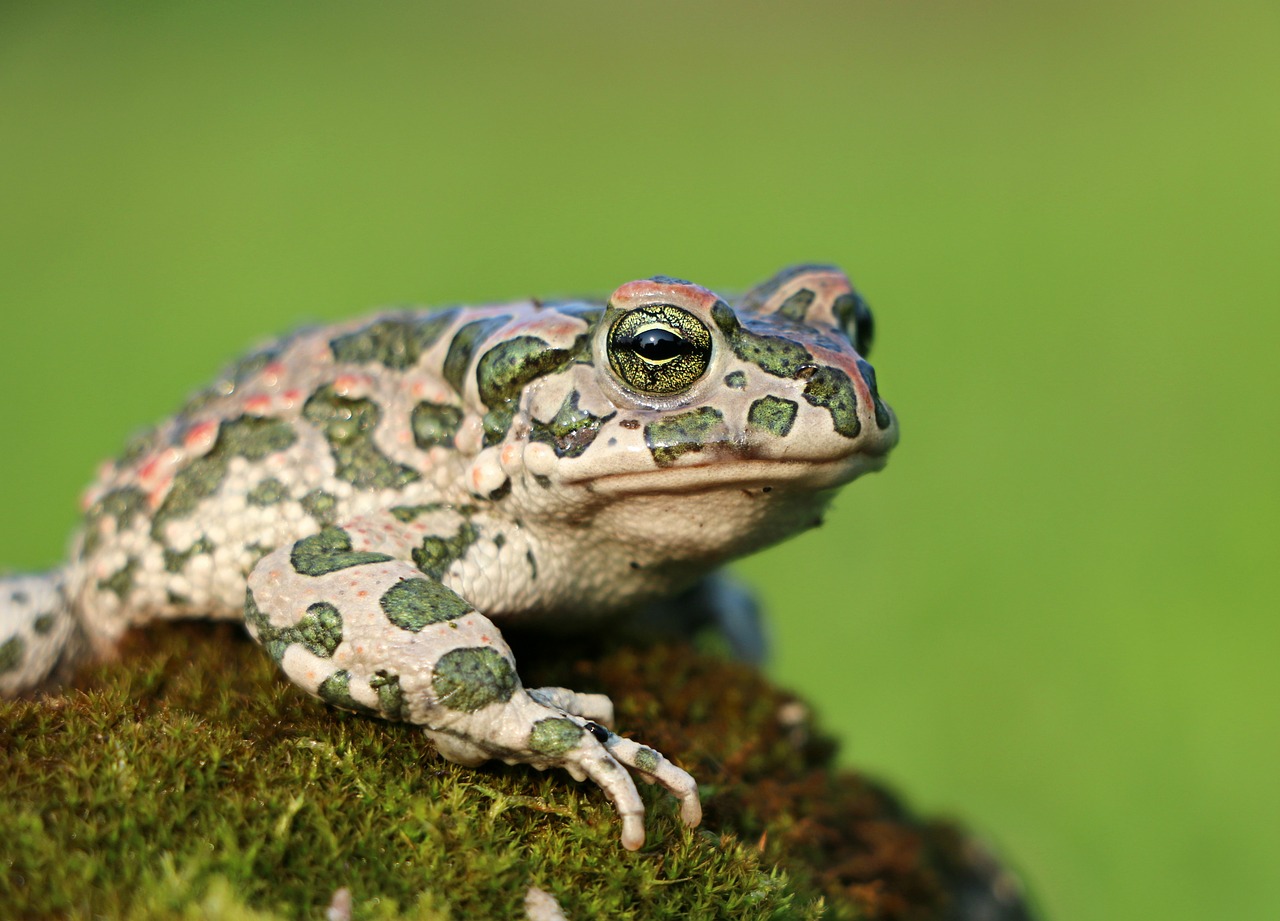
[244,516,700,850]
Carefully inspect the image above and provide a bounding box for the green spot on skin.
[152,416,298,539]
[182,346,281,415]
[32,613,55,635]
[0,636,24,673]
[644,407,726,467]
[723,371,747,390]
[302,386,421,491]
[247,478,289,506]
[380,578,472,632]
[802,367,861,438]
[529,390,616,459]
[411,401,464,450]
[292,603,344,658]
[833,292,874,357]
[116,429,157,470]
[738,264,839,313]
[300,490,339,526]
[81,486,147,558]
[245,595,290,663]
[442,316,511,397]
[330,311,458,370]
[433,646,517,712]
[747,396,799,438]
[529,718,584,756]
[412,521,481,581]
[712,301,814,379]
[857,359,893,430]
[290,528,394,577]
[475,335,582,446]
[369,671,410,721]
[776,288,816,322]
[163,537,215,574]
[633,746,661,774]
[98,558,138,601]
[317,670,377,716]
[389,503,446,523]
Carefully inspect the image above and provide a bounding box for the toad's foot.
[426,687,701,851]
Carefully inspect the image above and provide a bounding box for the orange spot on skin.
[501,444,519,465]
[184,420,219,453]
[244,395,272,415]
[261,361,286,385]
[333,373,368,396]
[282,389,303,407]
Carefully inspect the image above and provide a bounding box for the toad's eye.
[607,305,712,395]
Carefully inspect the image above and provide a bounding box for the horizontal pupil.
[632,328,688,360]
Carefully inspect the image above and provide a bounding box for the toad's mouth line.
[564,453,889,496]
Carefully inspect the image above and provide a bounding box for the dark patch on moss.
[412,521,480,581]
[432,646,517,712]
[290,528,394,577]
[529,390,616,459]
[379,578,472,632]
[723,370,747,390]
[644,407,726,467]
[32,613,55,635]
[302,386,421,491]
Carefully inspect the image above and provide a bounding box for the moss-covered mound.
[0,625,1031,920]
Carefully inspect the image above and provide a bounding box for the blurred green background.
[2,2,1276,918]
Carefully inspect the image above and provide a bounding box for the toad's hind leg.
[244,513,701,850]
[0,570,90,696]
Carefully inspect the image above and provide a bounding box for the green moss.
[0,625,1029,921]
